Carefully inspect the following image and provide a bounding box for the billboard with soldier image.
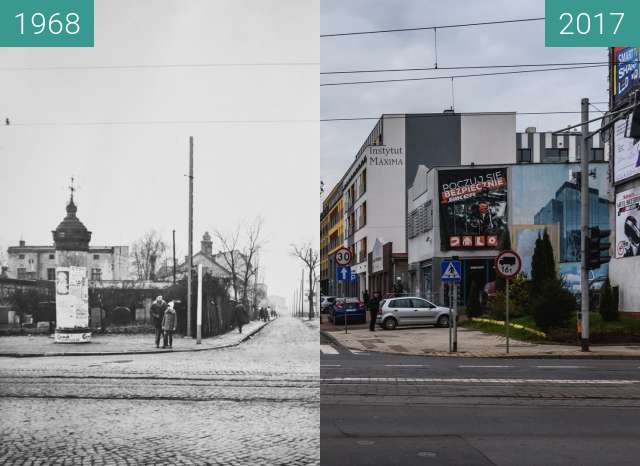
[438,167,508,250]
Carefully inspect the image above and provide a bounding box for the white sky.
[0,0,320,304]
[321,0,609,190]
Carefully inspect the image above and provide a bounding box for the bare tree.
[213,227,241,301]
[131,230,167,281]
[290,242,319,319]
[215,218,263,305]
[240,218,263,305]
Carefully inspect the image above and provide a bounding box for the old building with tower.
[6,184,130,283]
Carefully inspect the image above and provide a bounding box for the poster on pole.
[616,187,640,258]
[55,266,89,329]
[614,117,640,184]
[438,167,508,250]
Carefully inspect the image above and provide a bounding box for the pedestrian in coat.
[161,301,177,348]
[368,292,381,332]
[233,301,246,334]
[150,295,167,348]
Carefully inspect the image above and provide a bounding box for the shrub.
[466,280,482,318]
[599,278,619,322]
[530,278,576,331]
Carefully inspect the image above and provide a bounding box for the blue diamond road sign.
[440,260,462,283]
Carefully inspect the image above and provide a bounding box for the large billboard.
[612,47,640,107]
[616,187,640,258]
[438,167,508,250]
[614,116,640,184]
[55,266,89,329]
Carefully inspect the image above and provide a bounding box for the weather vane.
[69,177,75,201]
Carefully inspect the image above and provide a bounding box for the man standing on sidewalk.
[233,300,246,334]
[368,292,380,332]
[150,295,167,348]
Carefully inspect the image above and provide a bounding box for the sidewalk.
[323,325,640,359]
[0,319,272,358]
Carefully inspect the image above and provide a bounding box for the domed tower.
[52,181,92,268]
[201,231,213,256]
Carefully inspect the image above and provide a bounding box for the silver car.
[376,296,454,330]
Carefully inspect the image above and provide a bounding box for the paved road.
[321,339,640,466]
[1,316,320,465]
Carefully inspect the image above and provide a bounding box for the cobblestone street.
[0,316,320,465]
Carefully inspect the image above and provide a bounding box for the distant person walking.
[161,301,177,348]
[233,301,246,334]
[368,292,381,332]
[150,295,167,348]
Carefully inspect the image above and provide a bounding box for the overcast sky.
[0,0,319,304]
[321,0,608,190]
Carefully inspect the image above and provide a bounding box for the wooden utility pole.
[172,229,176,285]
[187,136,194,337]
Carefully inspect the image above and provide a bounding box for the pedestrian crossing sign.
[440,260,462,283]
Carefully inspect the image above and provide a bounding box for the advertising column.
[55,266,91,343]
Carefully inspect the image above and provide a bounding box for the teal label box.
[0,0,94,47]
[546,0,640,47]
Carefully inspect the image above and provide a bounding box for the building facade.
[608,46,640,314]
[6,196,129,283]
[407,162,610,306]
[320,183,344,296]
[323,111,517,298]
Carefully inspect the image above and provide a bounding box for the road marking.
[384,364,427,367]
[320,377,637,385]
[320,345,339,355]
[321,365,342,368]
[351,350,370,355]
[535,365,589,369]
[459,365,513,368]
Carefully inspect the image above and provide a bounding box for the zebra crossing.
[320,344,368,356]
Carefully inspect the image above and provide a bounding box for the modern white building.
[333,111,516,297]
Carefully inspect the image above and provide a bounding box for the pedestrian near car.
[368,292,381,332]
[150,295,167,348]
[161,301,177,348]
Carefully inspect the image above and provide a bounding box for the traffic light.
[586,227,611,270]
[627,103,640,140]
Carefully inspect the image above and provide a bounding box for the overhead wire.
[321,64,608,87]
[321,17,545,38]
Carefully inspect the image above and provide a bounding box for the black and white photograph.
[0,1,319,464]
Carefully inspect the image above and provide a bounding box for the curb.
[0,319,274,358]
[322,331,640,360]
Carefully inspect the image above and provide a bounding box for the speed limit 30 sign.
[495,250,522,279]
[335,247,352,266]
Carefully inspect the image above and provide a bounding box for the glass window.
[516,148,532,163]
[543,148,568,162]
[590,148,604,161]
[18,254,25,260]
[47,268,56,281]
[411,298,432,308]
[93,254,100,260]
[91,268,102,281]
[17,268,27,279]
[49,254,55,260]
[390,298,412,308]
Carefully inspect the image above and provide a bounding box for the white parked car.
[376,296,455,330]
[320,296,336,314]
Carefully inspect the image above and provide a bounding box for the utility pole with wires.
[187,136,194,338]
[580,98,590,352]
[172,229,176,285]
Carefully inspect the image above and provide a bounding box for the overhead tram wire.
[321,64,608,87]
[4,111,608,127]
[0,61,319,72]
[321,60,626,75]
[320,17,545,38]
